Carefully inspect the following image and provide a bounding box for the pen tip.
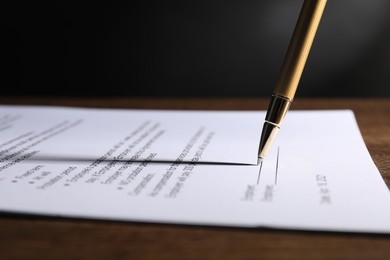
[258,122,279,159]
[257,157,263,165]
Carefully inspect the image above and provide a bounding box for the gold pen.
[258,0,327,159]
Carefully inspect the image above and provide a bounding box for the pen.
[258,0,327,159]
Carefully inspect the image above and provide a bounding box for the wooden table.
[0,97,389,259]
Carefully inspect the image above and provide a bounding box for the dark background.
[3,0,390,97]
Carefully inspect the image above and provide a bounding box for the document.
[0,106,262,165]
[0,105,390,234]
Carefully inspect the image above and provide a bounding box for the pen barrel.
[274,0,327,100]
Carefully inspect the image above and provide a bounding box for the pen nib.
[258,122,279,159]
[257,157,263,165]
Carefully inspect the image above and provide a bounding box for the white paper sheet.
[0,106,263,165]
[0,106,390,233]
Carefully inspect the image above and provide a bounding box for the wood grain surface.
[0,97,389,260]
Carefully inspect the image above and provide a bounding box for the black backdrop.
[3,0,390,97]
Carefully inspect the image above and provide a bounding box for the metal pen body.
[258,0,327,159]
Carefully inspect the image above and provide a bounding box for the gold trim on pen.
[258,95,291,158]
